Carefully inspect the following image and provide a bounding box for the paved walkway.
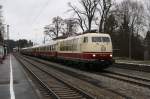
[0,54,39,99]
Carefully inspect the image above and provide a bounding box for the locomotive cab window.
[92,37,102,42]
[102,37,110,42]
[83,37,88,43]
[92,37,110,42]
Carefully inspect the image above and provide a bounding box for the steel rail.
[15,55,60,99]
[104,70,150,83]
[24,54,150,89]
[23,55,150,96]
[98,71,150,89]
[21,54,130,98]
[16,54,95,99]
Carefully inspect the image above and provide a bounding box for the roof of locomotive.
[22,33,110,50]
[57,33,110,41]
[79,32,110,37]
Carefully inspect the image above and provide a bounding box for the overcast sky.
[0,0,78,44]
[0,0,124,44]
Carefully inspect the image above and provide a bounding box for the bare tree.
[68,0,99,32]
[64,18,78,36]
[44,16,80,39]
[146,0,150,31]
[116,0,145,35]
[52,16,64,37]
[68,3,86,32]
[97,0,112,32]
[113,0,145,58]
[44,16,64,39]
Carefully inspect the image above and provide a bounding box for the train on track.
[21,33,114,69]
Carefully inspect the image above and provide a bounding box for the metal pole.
[44,36,46,44]
[6,25,9,53]
[7,25,9,40]
[129,32,131,59]
[129,27,132,60]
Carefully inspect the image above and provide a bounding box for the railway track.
[98,70,150,89]
[23,54,150,89]
[15,55,95,99]
[20,55,133,98]
[17,54,150,98]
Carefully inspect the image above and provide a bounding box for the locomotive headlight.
[110,54,113,57]
[93,54,96,57]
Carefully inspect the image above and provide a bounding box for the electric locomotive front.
[80,33,113,65]
[57,33,113,66]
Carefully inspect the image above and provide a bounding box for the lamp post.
[4,24,9,54]
[0,24,9,56]
[6,25,9,40]
[129,30,131,60]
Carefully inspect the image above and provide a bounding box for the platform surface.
[115,58,150,66]
[0,54,39,99]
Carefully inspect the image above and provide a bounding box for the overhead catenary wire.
[30,0,51,45]
[31,0,51,28]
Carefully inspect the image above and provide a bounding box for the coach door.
[81,36,89,52]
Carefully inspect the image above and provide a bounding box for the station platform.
[115,58,150,66]
[0,54,40,99]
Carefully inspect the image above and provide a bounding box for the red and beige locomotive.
[21,33,113,68]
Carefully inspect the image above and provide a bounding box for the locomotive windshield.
[102,37,110,42]
[92,37,110,42]
[92,37,102,42]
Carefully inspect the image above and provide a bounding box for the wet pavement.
[0,54,39,99]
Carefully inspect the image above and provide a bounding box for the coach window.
[53,45,54,51]
[45,47,47,51]
[42,47,44,52]
[49,46,51,51]
[43,47,45,51]
[83,37,88,43]
[54,46,56,50]
[52,45,54,51]
[51,46,52,51]
[46,47,48,51]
